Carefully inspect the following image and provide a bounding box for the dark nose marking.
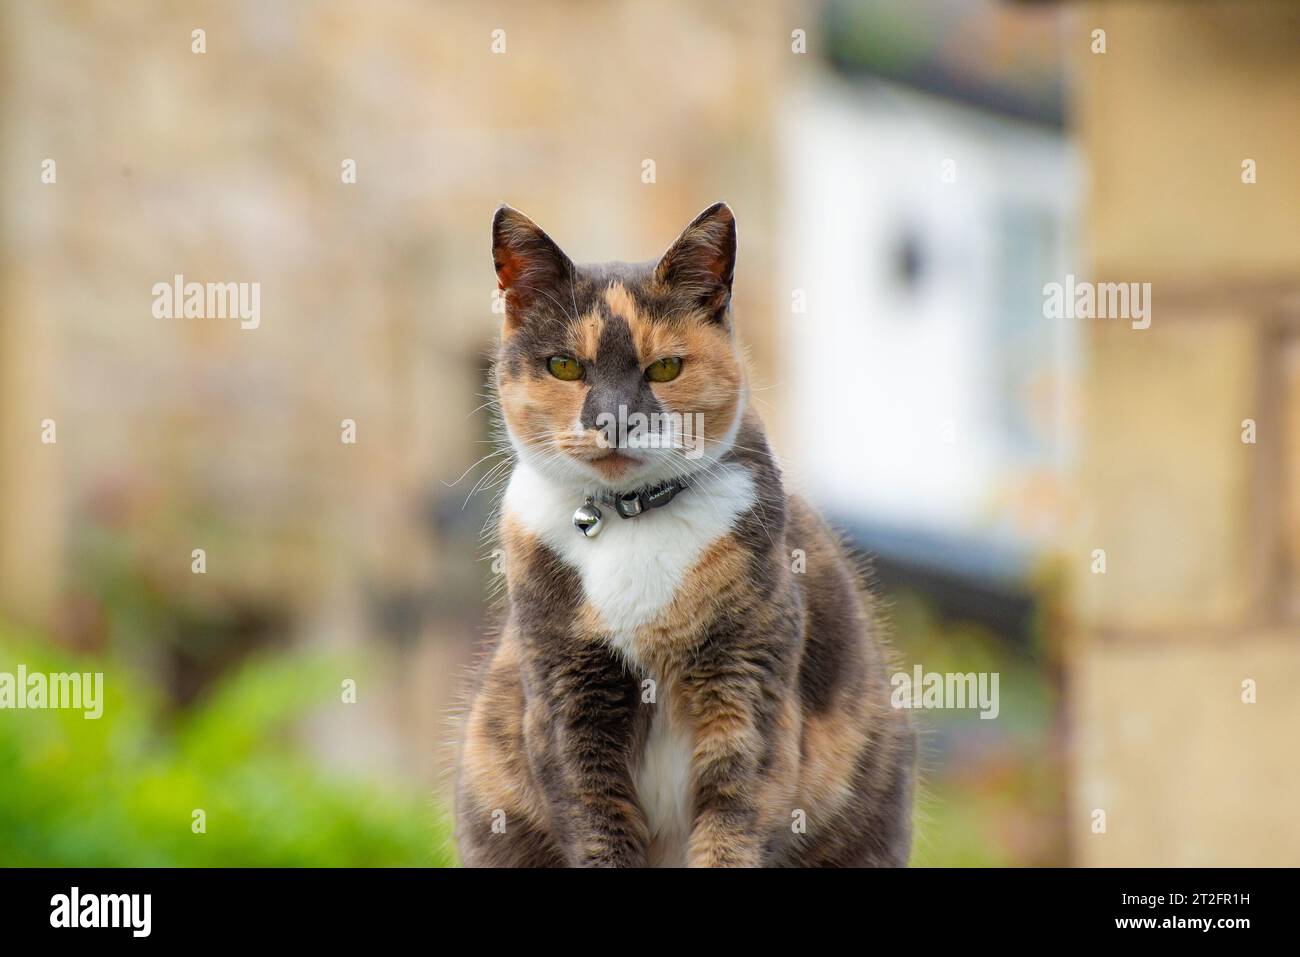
[579,313,661,436]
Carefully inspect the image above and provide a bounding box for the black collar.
[593,476,689,519]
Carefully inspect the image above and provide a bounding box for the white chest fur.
[502,459,756,661]
[636,696,694,867]
[503,459,755,866]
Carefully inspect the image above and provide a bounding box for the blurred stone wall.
[1070,0,1300,865]
[0,0,794,791]
[0,0,787,643]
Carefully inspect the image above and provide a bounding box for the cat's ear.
[654,202,736,323]
[492,205,574,320]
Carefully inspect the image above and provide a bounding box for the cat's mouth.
[580,449,642,479]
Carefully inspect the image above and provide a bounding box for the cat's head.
[491,202,746,490]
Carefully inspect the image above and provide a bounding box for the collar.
[593,477,689,518]
[572,477,689,537]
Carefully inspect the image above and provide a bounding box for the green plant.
[0,628,455,867]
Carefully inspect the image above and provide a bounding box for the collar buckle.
[614,492,645,518]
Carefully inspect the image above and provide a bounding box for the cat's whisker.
[443,448,511,489]
[463,457,515,510]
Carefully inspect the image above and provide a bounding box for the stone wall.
[0,0,786,637]
[1070,0,1300,865]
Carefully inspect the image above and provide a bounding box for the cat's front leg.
[680,669,772,868]
[527,636,649,868]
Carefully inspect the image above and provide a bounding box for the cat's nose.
[579,382,656,437]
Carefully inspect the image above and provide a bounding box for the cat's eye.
[547,355,583,381]
[645,356,683,383]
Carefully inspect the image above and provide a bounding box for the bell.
[572,499,604,538]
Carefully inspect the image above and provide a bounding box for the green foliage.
[887,590,1066,867]
[2,586,1062,868]
[0,628,454,867]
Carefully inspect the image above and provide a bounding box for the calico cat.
[454,202,915,867]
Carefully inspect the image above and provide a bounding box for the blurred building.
[777,0,1079,636]
[1069,0,1300,866]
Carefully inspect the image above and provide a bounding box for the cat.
[454,202,916,867]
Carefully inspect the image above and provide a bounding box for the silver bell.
[572,498,604,538]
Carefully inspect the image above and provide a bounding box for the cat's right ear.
[492,205,574,322]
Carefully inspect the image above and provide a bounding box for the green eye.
[645,356,683,383]
[547,355,583,381]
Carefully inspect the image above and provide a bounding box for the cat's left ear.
[492,204,575,322]
[654,202,736,323]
